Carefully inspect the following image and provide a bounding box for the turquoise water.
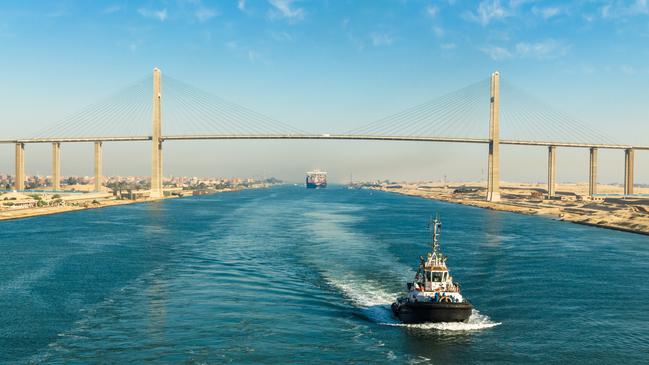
[1,186,648,364]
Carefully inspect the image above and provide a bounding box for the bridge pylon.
[150,68,163,198]
[589,148,598,197]
[94,141,103,192]
[624,148,635,196]
[486,71,501,202]
[547,146,557,197]
[14,143,25,191]
[52,142,61,191]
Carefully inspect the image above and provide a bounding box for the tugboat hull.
[392,301,473,324]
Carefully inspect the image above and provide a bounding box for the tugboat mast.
[431,215,441,255]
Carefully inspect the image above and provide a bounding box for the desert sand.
[0,195,174,221]
[378,182,649,236]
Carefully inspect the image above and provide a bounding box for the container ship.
[306,170,327,189]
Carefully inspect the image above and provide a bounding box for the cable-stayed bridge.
[1,68,646,201]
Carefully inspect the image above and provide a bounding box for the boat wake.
[327,277,500,332]
[384,309,501,331]
[304,204,500,332]
[326,277,398,324]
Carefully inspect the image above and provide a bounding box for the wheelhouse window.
[429,271,444,282]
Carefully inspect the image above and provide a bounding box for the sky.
[0,0,648,184]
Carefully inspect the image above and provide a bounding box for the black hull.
[392,300,473,324]
[306,182,327,189]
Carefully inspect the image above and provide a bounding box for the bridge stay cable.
[19,70,622,149]
[499,80,618,145]
[29,74,152,139]
[163,75,308,137]
[345,78,490,139]
[25,73,310,141]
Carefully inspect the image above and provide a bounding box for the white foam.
[324,276,395,322]
[326,276,500,331]
[329,278,395,307]
[385,309,501,331]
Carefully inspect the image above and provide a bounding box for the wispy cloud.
[600,0,649,18]
[269,31,294,42]
[601,4,613,18]
[268,0,305,21]
[580,64,597,74]
[226,40,262,63]
[346,33,366,52]
[248,49,260,62]
[238,0,246,11]
[480,45,512,60]
[481,39,569,60]
[620,64,637,75]
[116,37,143,53]
[426,4,439,19]
[632,0,649,14]
[464,0,509,26]
[594,0,649,20]
[582,13,596,22]
[432,26,445,38]
[515,39,569,59]
[195,7,218,22]
[46,8,70,18]
[138,8,168,22]
[103,5,122,14]
[532,6,562,20]
[370,32,394,47]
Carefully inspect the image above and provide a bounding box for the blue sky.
[0,0,647,183]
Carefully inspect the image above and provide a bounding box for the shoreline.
[0,196,175,222]
[374,184,649,237]
[0,187,262,222]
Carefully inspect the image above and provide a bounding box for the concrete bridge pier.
[150,67,163,198]
[547,146,557,197]
[624,148,635,195]
[589,147,598,197]
[52,142,61,191]
[94,141,103,191]
[486,71,501,202]
[14,143,25,191]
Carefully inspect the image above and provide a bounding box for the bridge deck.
[0,134,647,150]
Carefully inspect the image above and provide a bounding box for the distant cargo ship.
[306,170,327,189]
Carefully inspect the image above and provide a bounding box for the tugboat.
[391,217,473,323]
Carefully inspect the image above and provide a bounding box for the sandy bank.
[376,182,649,236]
[0,197,174,221]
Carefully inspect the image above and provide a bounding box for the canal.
[1,186,648,363]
